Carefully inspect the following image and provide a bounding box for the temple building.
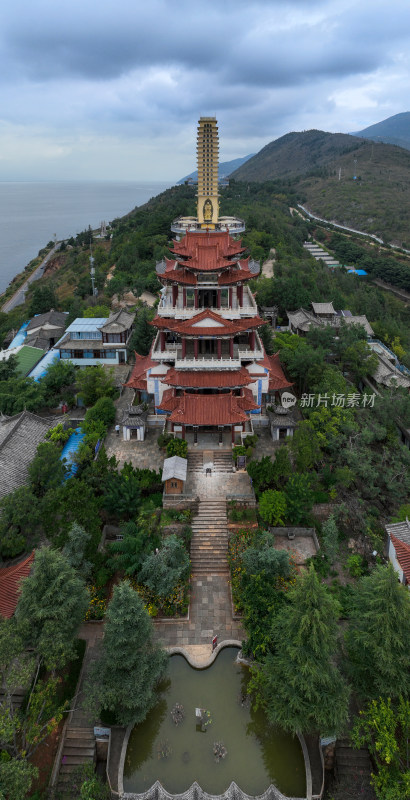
[126,118,291,445]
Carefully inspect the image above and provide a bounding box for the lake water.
[0,180,172,294]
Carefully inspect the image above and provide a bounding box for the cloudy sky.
[0,0,408,182]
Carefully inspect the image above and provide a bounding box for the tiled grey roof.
[372,355,410,389]
[385,519,410,547]
[121,405,148,427]
[162,455,187,482]
[98,310,135,334]
[0,411,59,499]
[287,308,322,331]
[311,302,335,315]
[26,311,68,333]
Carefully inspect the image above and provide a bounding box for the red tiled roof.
[390,534,410,584]
[257,350,294,391]
[160,260,198,285]
[156,388,181,412]
[170,230,245,272]
[162,367,254,388]
[152,309,264,337]
[0,551,35,618]
[237,388,260,411]
[125,351,156,391]
[169,392,248,425]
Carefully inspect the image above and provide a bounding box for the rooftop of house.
[98,309,135,334]
[26,310,68,333]
[386,518,410,547]
[0,551,35,618]
[162,455,188,483]
[389,533,410,584]
[0,411,59,499]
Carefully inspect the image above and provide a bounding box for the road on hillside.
[1,243,61,313]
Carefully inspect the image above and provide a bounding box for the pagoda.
[126,117,292,446]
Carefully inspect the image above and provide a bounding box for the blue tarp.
[61,428,85,479]
[8,320,30,349]
[28,348,60,381]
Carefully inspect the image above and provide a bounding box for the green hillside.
[353,111,410,151]
[231,130,410,246]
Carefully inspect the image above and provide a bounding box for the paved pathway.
[105,386,164,472]
[1,243,61,312]
[154,574,244,649]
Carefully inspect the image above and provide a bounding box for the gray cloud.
[0,0,408,180]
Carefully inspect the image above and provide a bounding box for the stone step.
[60,754,95,767]
[66,727,95,738]
[62,745,95,758]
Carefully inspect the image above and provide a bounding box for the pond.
[123,647,306,797]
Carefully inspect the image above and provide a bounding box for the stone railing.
[120,780,304,800]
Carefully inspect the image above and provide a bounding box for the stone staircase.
[187,451,233,474]
[190,499,229,576]
[55,726,96,796]
[335,736,372,787]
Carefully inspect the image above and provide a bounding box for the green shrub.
[346,553,366,578]
[157,432,173,449]
[233,445,246,458]
[166,438,188,458]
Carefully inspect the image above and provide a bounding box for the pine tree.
[127,308,155,357]
[256,565,349,735]
[15,547,88,670]
[345,563,410,701]
[322,514,339,564]
[85,581,167,725]
[63,522,92,579]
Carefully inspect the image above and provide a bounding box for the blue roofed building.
[55,310,135,367]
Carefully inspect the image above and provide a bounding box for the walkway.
[52,623,104,798]
[104,386,164,472]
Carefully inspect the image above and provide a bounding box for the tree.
[15,547,88,670]
[85,581,167,725]
[352,696,410,800]
[0,486,40,558]
[259,490,287,526]
[40,478,102,549]
[322,514,339,564]
[0,618,64,777]
[139,535,190,598]
[259,323,275,355]
[284,472,314,524]
[247,456,276,495]
[254,566,349,735]
[345,563,410,701]
[63,522,92,579]
[83,396,116,429]
[0,758,37,800]
[101,468,141,521]
[76,364,117,406]
[28,284,58,316]
[0,355,17,381]
[108,520,159,576]
[28,441,66,497]
[41,359,76,404]
[290,420,322,472]
[127,307,155,357]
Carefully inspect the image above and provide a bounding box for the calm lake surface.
[0,180,172,293]
[123,648,306,797]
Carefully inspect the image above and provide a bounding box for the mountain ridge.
[177,153,254,184]
[352,111,410,151]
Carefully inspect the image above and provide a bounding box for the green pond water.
[123,647,306,796]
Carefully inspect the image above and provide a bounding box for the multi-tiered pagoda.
[127,117,291,446]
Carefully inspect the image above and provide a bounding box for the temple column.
[172,285,178,307]
[217,289,221,309]
[217,339,222,359]
[229,287,233,308]
[250,331,256,350]
[230,338,234,358]
[182,338,186,358]
[238,284,244,306]
[194,339,199,359]
[160,331,166,352]
[193,426,198,446]
[194,289,199,309]
[231,426,235,443]
[183,288,187,307]
[218,426,223,446]
[181,425,186,439]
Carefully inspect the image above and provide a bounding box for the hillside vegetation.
[231,130,410,246]
[354,111,410,151]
